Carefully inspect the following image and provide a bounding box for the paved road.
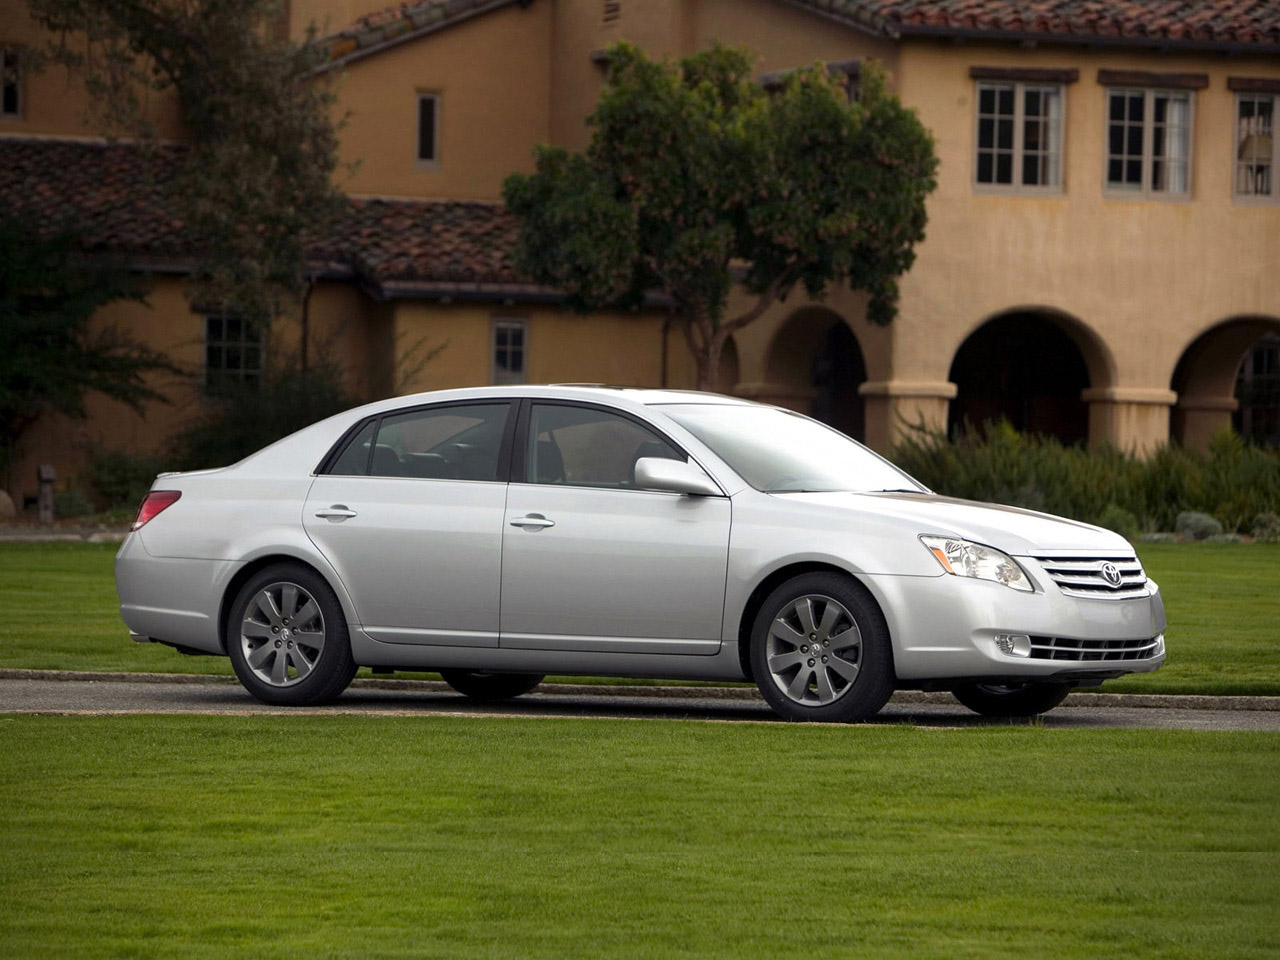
[2,678,1279,730]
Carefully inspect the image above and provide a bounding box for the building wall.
[331,1,552,201]
[4,279,391,505]
[879,41,1280,451]
[388,300,694,395]
[0,1,184,140]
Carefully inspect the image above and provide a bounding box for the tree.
[0,207,177,482]
[503,43,938,390]
[26,0,348,325]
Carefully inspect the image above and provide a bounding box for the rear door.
[499,401,731,655]
[304,401,514,647]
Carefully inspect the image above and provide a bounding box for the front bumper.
[862,566,1167,683]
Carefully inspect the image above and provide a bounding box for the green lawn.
[1,715,1277,959]
[0,541,1276,694]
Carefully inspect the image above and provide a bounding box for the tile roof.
[315,0,534,70]
[785,0,1280,49]
[0,136,536,296]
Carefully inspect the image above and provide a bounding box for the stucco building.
[2,0,1279,507]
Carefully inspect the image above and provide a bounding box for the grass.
[1,715,1278,959]
[0,541,1276,694]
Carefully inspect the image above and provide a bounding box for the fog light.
[994,633,1032,657]
[1152,633,1165,657]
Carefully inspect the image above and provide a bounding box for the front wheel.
[440,671,544,701]
[226,563,357,706]
[749,572,895,723]
[951,681,1072,717]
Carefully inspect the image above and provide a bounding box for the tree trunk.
[688,324,726,393]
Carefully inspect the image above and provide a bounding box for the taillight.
[132,490,181,531]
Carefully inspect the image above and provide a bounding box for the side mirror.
[634,457,721,497]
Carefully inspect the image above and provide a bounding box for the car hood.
[777,491,1133,556]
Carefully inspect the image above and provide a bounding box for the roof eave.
[313,0,531,75]
[895,23,1280,57]
[774,0,899,41]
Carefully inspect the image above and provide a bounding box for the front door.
[499,402,731,655]
[304,401,513,646]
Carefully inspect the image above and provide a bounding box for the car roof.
[382,384,755,409]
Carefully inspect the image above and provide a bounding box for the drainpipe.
[300,277,315,373]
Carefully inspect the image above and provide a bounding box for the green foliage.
[86,447,165,509]
[53,486,94,519]
[168,357,356,471]
[1096,503,1139,541]
[1176,511,1224,541]
[892,420,1280,534]
[0,206,176,479]
[27,0,349,323]
[504,42,937,388]
[1252,511,1280,542]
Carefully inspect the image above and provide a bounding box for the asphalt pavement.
[3,676,1279,730]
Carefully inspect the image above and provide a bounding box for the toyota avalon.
[115,385,1165,722]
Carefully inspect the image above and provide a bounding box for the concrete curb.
[2,668,1277,712]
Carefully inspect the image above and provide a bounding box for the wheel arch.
[218,553,344,654]
[735,560,894,682]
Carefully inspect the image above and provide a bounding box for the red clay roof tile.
[0,137,527,292]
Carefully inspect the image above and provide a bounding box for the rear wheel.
[226,563,357,706]
[951,681,1072,717]
[440,670,544,701]
[749,572,894,723]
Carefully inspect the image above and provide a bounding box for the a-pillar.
[1081,387,1177,454]
[858,380,957,452]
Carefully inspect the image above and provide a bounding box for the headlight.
[920,536,1033,592]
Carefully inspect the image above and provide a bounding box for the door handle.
[315,504,358,521]
[510,514,555,529]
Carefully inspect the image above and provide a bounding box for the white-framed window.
[974,81,1063,191]
[491,318,526,385]
[205,315,264,391]
[1235,93,1276,200]
[1105,87,1193,197]
[416,93,439,165]
[1,47,21,119]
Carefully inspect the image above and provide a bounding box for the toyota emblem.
[1101,562,1122,587]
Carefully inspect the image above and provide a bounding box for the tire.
[951,681,1072,717]
[226,562,358,706]
[439,670,544,701]
[749,572,894,723]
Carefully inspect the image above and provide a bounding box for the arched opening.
[948,310,1101,445]
[811,321,866,441]
[764,308,867,439]
[1171,317,1280,449]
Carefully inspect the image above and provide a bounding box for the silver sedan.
[115,386,1165,722]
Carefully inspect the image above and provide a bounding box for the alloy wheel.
[240,581,327,687]
[765,594,862,706]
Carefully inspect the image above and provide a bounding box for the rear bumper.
[114,533,228,654]
[862,569,1167,683]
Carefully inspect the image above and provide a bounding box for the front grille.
[1034,555,1148,599]
[1029,635,1162,661]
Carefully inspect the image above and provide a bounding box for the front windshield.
[658,404,927,494]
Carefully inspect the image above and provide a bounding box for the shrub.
[169,359,356,471]
[1252,512,1280,542]
[1175,511,1224,541]
[54,487,94,519]
[891,420,1280,534]
[1096,504,1140,541]
[87,448,166,509]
